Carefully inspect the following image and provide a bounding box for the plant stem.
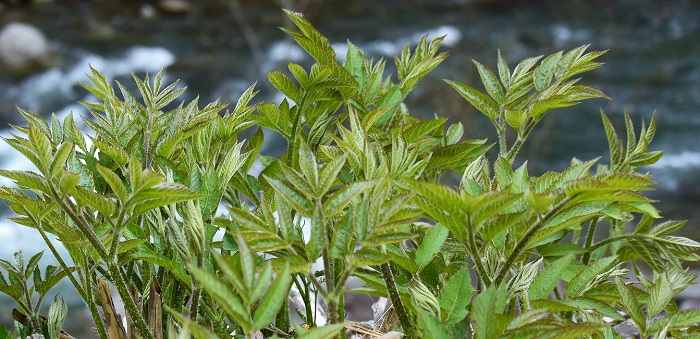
[466,218,492,286]
[581,217,600,265]
[380,262,416,339]
[110,264,155,339]
[493,197,569,287]
[189,287,201,321]
[586,235,630,252]
[496,107,508,157]
[51,188,108,259]
[322,247,338,325]
[35,219,109,338]
[505,119,539,163]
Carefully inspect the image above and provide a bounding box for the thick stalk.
[189,251,205,321]
[332,258,346,324]
[380,262,416,338]
[322,247,338,325]
[110,264,154,339]
[189,287,201,321]
[86,286,109,339]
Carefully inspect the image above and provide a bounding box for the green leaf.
[615,279,646,333]
[647,273,673,317]
[236,234,256,293]
[529,254,573,300]
[347,248,392,267]
[34,265,72,295]
[345,41,366,87]
[187,264,250,332]
[96,163,128,202]
[317,155,346,197]
[0,170,50,194]
[415,223,449,272]
[439,267,472,324]
[647,309,700,333]
[130,251,191,285]
[49,142,73,179]
[131,182,203,212]
[401,118,446,144]
[278,163,315,196]
[497,50,511,88]
[474,60,505,104]
[29,122,51,172]
[473,286,497,339]
[253,262,291,331]
[445,80,499,120]
[567,256,617,297]
[47,294,67,339]
[268,70,302,103]
[330,214,354,260]
[322,180,376,216]
[298,139,319,190]
[533,51,562,91]
[265,176,314,216]
[417,311,452,339]
[306,205,324,261]
[166,306,220,339]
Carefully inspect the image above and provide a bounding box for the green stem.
[294,276,315,325]
[380,262,416,339]
[493,197,569,287]
[581,217,600,265]
[35,219,109,338]
[110,264,154,339]
[467,217,492,286]
[189,287,201,321]
[322,247,338,325]
[496,107,507,157]
[586,235,630,252]
[85,284,109,339]
[52,189,108,259]
[286,101,306,167]
[35,219,86,297]
[505,119,539,163]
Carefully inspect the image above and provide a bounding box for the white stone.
[0,22,54,76]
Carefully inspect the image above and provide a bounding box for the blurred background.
[0,0,698,336]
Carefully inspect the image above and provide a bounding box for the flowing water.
[0,0,699,335]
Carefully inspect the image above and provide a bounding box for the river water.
[0,0,699,335]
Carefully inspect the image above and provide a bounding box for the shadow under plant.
[0,9,699,339]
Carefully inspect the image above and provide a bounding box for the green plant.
[0,8,699,339]
[0,251,68,338]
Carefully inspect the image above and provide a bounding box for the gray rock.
[613,318,640,338]
[0,22,57,77]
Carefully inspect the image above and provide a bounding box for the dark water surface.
[0,0,699,335]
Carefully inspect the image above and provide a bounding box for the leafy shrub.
[1,9,699,339]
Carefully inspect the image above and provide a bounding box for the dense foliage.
[1,9,699,339]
